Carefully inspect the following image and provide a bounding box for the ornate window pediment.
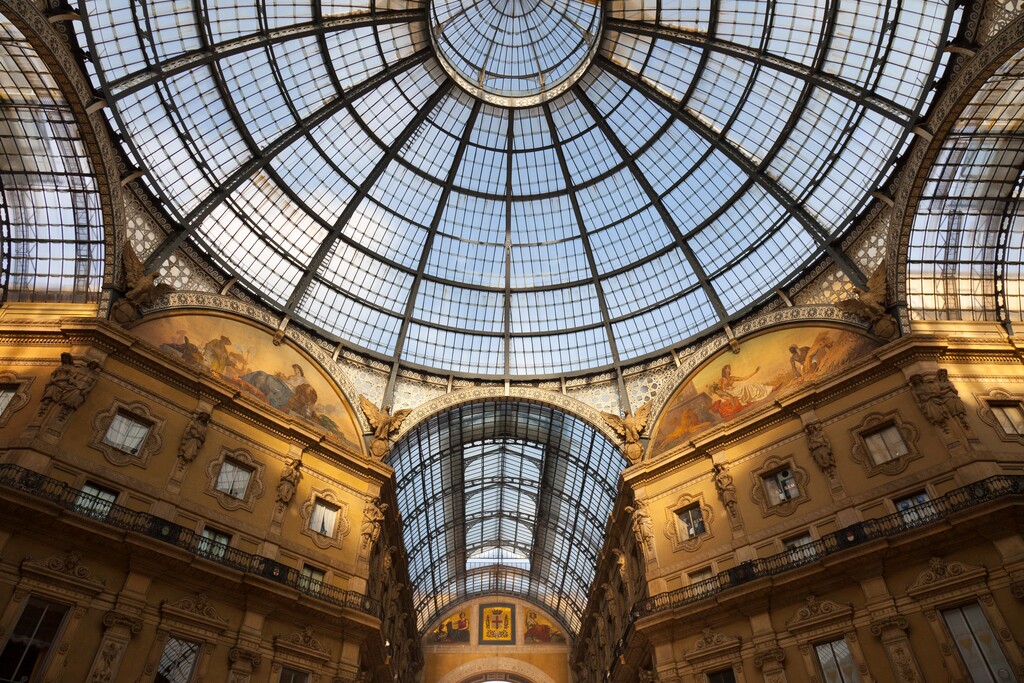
[906,557,987,602]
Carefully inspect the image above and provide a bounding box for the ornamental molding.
[103,610,144,634]
[0,372,33,427]
[160,593,230,636]
[889,11,1024,306]
[21,551,105,596]
[0,0,125,293]
[849,410,921,477]
[906,557,987,599]
[89,399,166,468]
[397,386,623,448]
[785,595,853,634]
[140,293,371,433]
[684,627,742,663]
[975,388,1024,444]
[274,625,332,662]
[662,491,714,553]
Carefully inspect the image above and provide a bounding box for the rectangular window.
[279,667,310,683]
[783,532,817,563]
[815,638,861,683]
[676,503,706,539]
[0,597,69,682]
[688,566,713,584]
[102,411,151,455]
[74,482,118,519]
[309,500,338,536]
[0,386,15,414]
[196,527,231,561]
[706,669,737,683]
[762,468,799,505]
[155,637,201,683]
[863,424,909,464]
[991,403,1024,435]
[299,565,325,594]
[215,460,252,499]
[895,491,933,526]
[942,603,1017,682]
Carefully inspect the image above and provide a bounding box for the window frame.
[664,492,714,552]
[850,411,920,477]
[299,488,350,550]
[0,595,70,682]
[0,372,32,427]
[893,490,935,527]
[215,460,253,500]
[977,390,1024,444]
[196,526,232,561]
[74,481,119,519]
[205,447,265,512]
[813,637,862,683]
[751,455,810,518]
[155,635,202,683]
[89,400,165,468]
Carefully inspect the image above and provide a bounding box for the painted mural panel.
[524,609,566,643]
[649,326,878,455]
[133,313,362,452]
[430,609,470,643]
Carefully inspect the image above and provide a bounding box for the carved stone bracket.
[870,616,924,683]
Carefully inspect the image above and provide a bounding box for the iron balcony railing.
[636,474,1024,618]
[0,464,382,619]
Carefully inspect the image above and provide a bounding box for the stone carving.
[110,240,174,323]
[165,593,221,620]
[102,611,143,634]
[907,557,985,592]
[638,670,658,683]
[359,395,411,460]
[89,641,122,683]
[909,370,971,434]
[625,500,654,557]
[25,551,99,582]
[713,463,738,517]
[275,457,302,505]
[361,497,388,553]
[936,369,970,430]
[805,422,835,471]
[786,595,852,630]
[601,401,653,465]
[177,411,210,467]
[277,625,330,655]
[836,261,898,338]
[38,353,100,418]
[228,646,262,667]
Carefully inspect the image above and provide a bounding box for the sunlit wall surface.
[388,401,624,634]
[907,47,1024,323]
[76,0,958,376]
[0,16,104,303]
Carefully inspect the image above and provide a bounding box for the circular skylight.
[77,0,958,378]
[429,0,601,105]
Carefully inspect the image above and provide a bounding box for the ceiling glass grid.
[388,401,624,634]
[75,0,957,377]
[0,16,104,304]
[907,47,1024,324]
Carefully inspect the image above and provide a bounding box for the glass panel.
[310,501,338,535]
[0,388,15,414]
[75,483,118,519]
[103,412,151,454]
[215,461,252,498]
[0,597,68,681]
[992,405,1024,435]
[815,638,860,683]
[155,637,201,683]
[943,603,1018,683]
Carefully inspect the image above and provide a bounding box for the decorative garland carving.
[785,595,852,632]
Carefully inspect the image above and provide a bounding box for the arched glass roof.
[1,15,104,303]
[76,0,958,377]
[907,46,1024,323]
[388,401,624,634]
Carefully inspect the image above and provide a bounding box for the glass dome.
[77,0,957,377]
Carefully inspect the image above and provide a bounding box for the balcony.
[0,464,381,619]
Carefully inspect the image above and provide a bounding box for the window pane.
[676,504,705,539]
[74,483,118,518]
[280,667,310,683]
[0,597,69,682]
[943,603,1017,683]
[815,638,860,683]
[993,405,1024,435]
[155,637,201,683]
[197,528,231,560]
[0,387,15,414]
[215,461,252,498]
[309,501,337,535]
[103,412,150,454]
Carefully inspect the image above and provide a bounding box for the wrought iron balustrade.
[636,474,1024,618]
[0,464,382,618]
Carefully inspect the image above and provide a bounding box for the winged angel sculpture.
[111,241,175,324]
[835,261,898,339]
[359,395,412,460]
[601,402,653,466]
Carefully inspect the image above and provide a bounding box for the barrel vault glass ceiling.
[388,401,624,634]
[75,0,960,378]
